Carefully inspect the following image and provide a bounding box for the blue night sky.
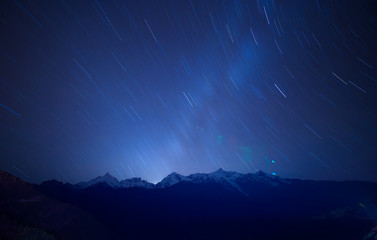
[0,0,376,184]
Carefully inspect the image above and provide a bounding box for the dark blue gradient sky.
[0,0,376,183]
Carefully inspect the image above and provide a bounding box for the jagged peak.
[120,177,154,189]
[91,173,119,183]
[74,169,284,190]
[101,172,117,179]
[209,168,240,178]
[76,172,120,189]
[163,172,184,180]
[156,172,187,188]
[166,172,183,177]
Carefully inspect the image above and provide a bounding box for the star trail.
[0,0,376,183]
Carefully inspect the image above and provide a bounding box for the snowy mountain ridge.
[76,172,121,189]
[76,173,154,189]
[75,169,287,193]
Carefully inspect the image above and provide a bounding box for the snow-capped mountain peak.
[156,172,187,188]
[76,173,121,189]
[209,168,242,180]
[76,173,156,189]
[155,168,286,194]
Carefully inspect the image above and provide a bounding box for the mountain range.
[72,168,286,191]
[1,169,377,239]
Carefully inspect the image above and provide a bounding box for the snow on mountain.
[120,178,155,189]
[76,169,286,194]
[76,173,121,189]
[237,170,290,186]
[76,173,155,189]
[156,168,243,188]
[208,168,246,193]
[156,172,188,188]
[208,168,243,181]
[155,168,286,194]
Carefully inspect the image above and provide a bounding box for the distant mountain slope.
[37,169,377,239]
[75,172,154,189]
[0,170,116,240]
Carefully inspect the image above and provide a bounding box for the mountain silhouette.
[1,169,377,239]
[0,170,116,240]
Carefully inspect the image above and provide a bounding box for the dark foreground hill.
[1,169,377,239]
[0,170,116,240]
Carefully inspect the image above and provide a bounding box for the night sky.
[0,0,376,184]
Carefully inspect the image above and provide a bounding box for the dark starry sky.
[0,0,376,184]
